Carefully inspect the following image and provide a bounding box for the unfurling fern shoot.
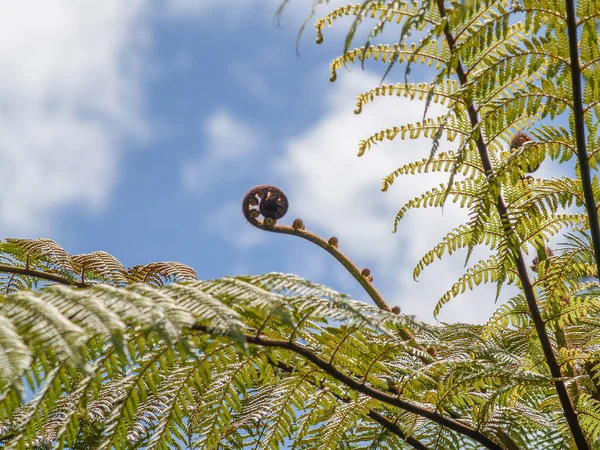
[2,1,600,450]
[509,131,543,175]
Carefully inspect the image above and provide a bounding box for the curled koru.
[242,185,289,227]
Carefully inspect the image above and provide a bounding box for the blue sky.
[1,0,556,324]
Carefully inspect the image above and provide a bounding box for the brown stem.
[273,226,392,311]
[193,324,504,450]
[272,360,431,450]
[0,264,86,288]
[242,188,520,447]
[242,186,395,315]
[565,0,600,407]
[367,410,431,450]
[564,0,600,281]
[434,1,589,447]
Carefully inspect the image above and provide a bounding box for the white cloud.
[274,71,519,324]
[0,1,148,235]
[181,110,262,194]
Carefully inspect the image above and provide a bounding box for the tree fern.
[4,0,600,448]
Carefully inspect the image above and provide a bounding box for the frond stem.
[0,264,86,288]
[565,0,600,298]
[565,0,600,410]
[242,185,392,313]
[192,324,504,450]
[265,225,392,311]
[271,359,432,450]
[435,0,589,447]
[367,409,432,450]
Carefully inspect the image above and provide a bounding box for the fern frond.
[382,149,484,194]
[358,114,468,156]
[314,1,438,45]
[435,256,519,318]
[127,262,197,286]
[413,222,504,280]
[354,79,459,114]
[392,179,484,232]
[330,41,448,83]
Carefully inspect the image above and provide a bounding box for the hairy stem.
[434,0,589,448]
[565,0,600,279]
[0,264,86,288]
[243,185,393,312]
[272,360,432,450]
[367,410,431,450]
[254,222,392,312]
[193,325,504,450]
[565,0,600,406]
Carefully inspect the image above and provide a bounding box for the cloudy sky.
[0,0,543,324]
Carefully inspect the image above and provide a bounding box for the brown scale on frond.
[242,185,289,226]
[509,131,543,174]
[531,247,555,272]
[510,131,532,150]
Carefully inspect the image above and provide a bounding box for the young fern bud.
[242,186,392,312]
[242,185,289,227]
[531,247,555,272]
[292,219,305,230]
[509,132,543,174]
[509,132,532,151]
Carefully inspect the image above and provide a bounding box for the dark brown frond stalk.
[565,0,600,296]
[0,264,86,288]
[435,0,590,447]
[509,132,532,151]
[565,0,600,413]
[366,410,431,450]
[192,323,504,450]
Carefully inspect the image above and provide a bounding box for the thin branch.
[0,431,17,443]
[0,264,86,288]
[193,325,504,450]
[434,0,589,448]
[268,225,393,311]
[272,359,432,450]
[565,0,600,407]
[367,410,431,450]
[242,185,393,313]
[565,0,600,298]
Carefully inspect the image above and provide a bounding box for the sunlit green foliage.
[3,0,600,448]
